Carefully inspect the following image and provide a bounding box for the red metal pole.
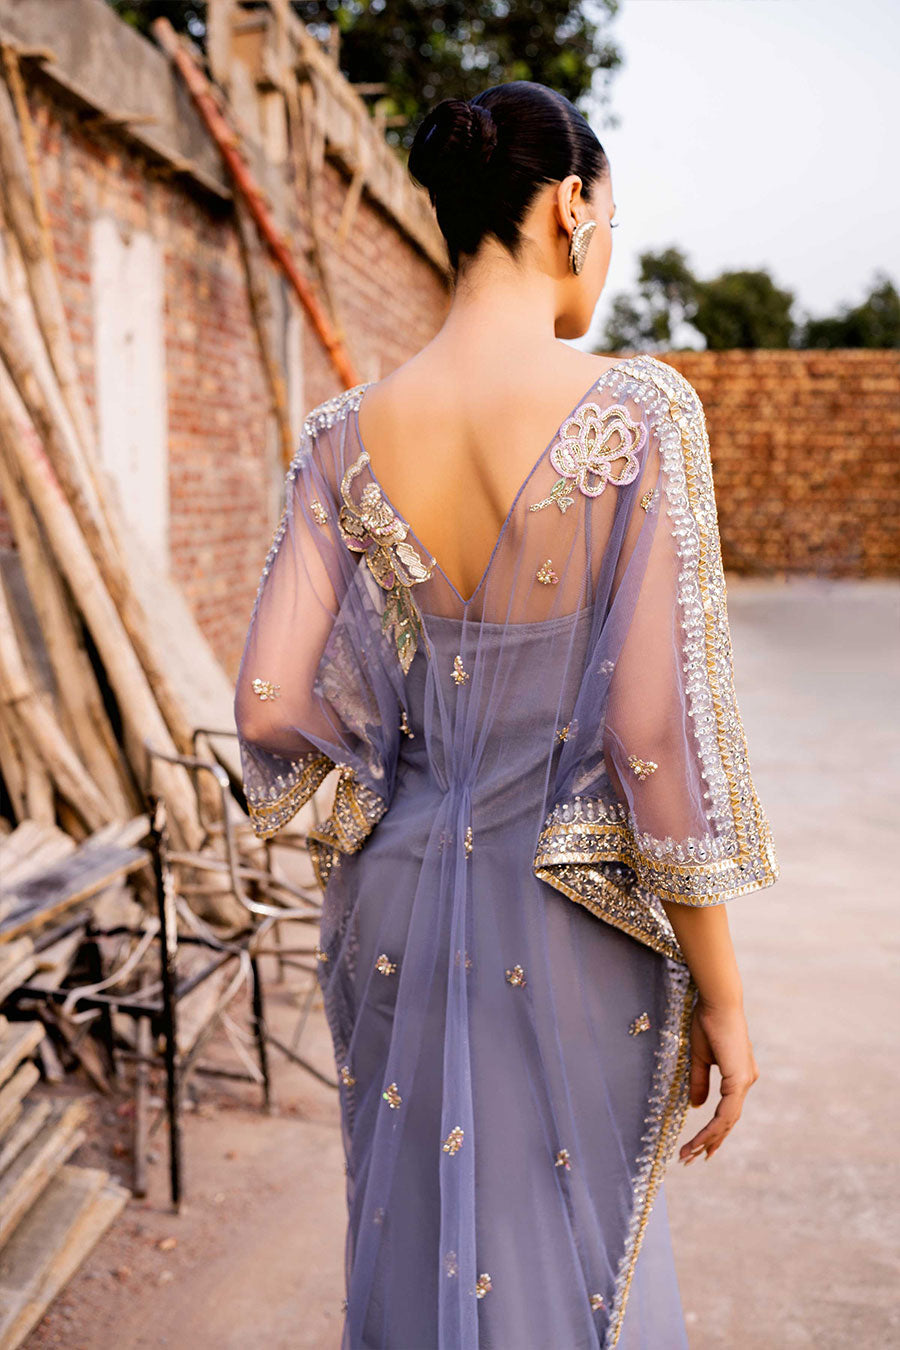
[152,17,359,390]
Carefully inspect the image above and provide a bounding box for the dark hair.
[407,81,608,275]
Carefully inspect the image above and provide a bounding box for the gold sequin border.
[607,963,696,1346]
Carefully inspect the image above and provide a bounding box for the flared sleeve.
[233,387,404,886]
[534,356,779,964]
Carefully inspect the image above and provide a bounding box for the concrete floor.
[26,578,900,1349]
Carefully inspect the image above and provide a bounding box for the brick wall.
[660,349,900,577]
[2,86,896,694]
[0,83,450,678]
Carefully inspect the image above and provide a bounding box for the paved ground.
[25,578,900,1349]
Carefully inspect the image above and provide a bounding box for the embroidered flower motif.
[629,1011,651,1036]
[556,723,571,743]
[640,488,654,512]
[338,452,435,674]
[451,654,469,685]
[375,953,397,976]
[505,963,526,987]
[475,1272,492,1299]
[399,707,414,737]
[536,558,559,585]
[382,1081,402,1108]
[442,1125,465,1155]
[590,1293,606,1311]
[251,677,280,701]
[464,825,473,858]
[314,944,329,964]
[444,1250,459,1277]
[532,403,645,510]
[554,1148,572,1170]
[310,497,329,525]
[340,1064,356,1086]
[627,754,659,781]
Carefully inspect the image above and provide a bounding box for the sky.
[580,0,899,351]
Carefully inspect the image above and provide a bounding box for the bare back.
[354,348,627,605]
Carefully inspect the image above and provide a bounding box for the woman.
[234,82,779,1349]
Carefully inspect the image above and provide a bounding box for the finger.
[689,1053,711,1108]
[680,1087,747,1161]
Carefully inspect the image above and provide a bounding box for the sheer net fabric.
[234,354,778,1348]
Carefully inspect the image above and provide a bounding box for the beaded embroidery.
[451,654,469,685]
[442,1125,465,1155]
[530,402,646,510]
[627,755,659,781]
[590,1293,606,1312]
[382,1082,402,1109]
[337,451,435,675]
[464,825,473,858]
[505,963,526,987]
[629,1011,651,1036]
[375,953,397,976]
[340,1064,356,1086]
[250,678,280,701]
[554,1148,572,1170]
[475,1273,492,1299]
[536,558,559,585]
[310,498,329,525]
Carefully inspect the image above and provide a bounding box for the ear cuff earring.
[568,219,597,275]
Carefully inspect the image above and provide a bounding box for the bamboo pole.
[233,195,294,469]
[0,568,111,832]
[0,443,135,818]
[151,16,360,389]
[0,359,202,852]
[0,49,122,571]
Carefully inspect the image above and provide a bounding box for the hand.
[678,998,759,1165]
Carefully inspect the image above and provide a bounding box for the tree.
[105,1,621,149]
[799,273,900,348]
[602,247,698,351]
[692,270,795,350]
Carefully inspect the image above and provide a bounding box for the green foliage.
[293,0,621,150]
[603,251,899,351]
[692,270,795,350]
[799,273,900,349]
[105,1,207,40]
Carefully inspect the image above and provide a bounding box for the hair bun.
[409,99,498,198]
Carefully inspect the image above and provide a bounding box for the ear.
[554,174,584,232]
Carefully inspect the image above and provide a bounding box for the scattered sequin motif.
[639,488,654,512]
[451,654,469,685]
[627,754,659,781]
[251,677,280,701]
[314,944,329,964]
[464,825,473,858]
[375,953,397,976]
[310,498,329,525]
[599,658,616,676]
[339,1064,356,1086]
[399,707,414,737]
[536,558,559,585]
[373,1206,385,1226]
[556,723,570,743]
[505,964,526,987]
[455,949,473,971]
[590,1293,606,1311]
[442,1125,465,1155]
[554,1148,572,1170]
[475,1273,492,1299]
[629,1011,651,1036]
[382,1081,402,1108]
[444,1250,459,1277]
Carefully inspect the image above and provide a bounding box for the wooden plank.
[0,1066,39,1139]
[0,1164,128,1349]
[0,1100,52,1176]
[0,958,37,1007]
[0,842,149,942]
[0,1025,43,1090]
[0,1099,88,1249]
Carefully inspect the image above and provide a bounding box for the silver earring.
[568,220,597,275]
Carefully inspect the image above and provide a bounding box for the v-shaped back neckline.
[351,354,644,608]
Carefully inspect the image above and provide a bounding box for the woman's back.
[354,349,626,608]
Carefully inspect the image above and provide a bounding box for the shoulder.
[613,354,705,422]
[301,381,373,441]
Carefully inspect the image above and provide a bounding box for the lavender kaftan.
[233,353,779,1348]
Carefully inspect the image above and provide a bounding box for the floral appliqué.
[338,451,435,674]
[530,403,646,511]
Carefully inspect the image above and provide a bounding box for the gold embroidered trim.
[244,751,335,841]
[607,965,696,1345]
[337,451,435,674]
